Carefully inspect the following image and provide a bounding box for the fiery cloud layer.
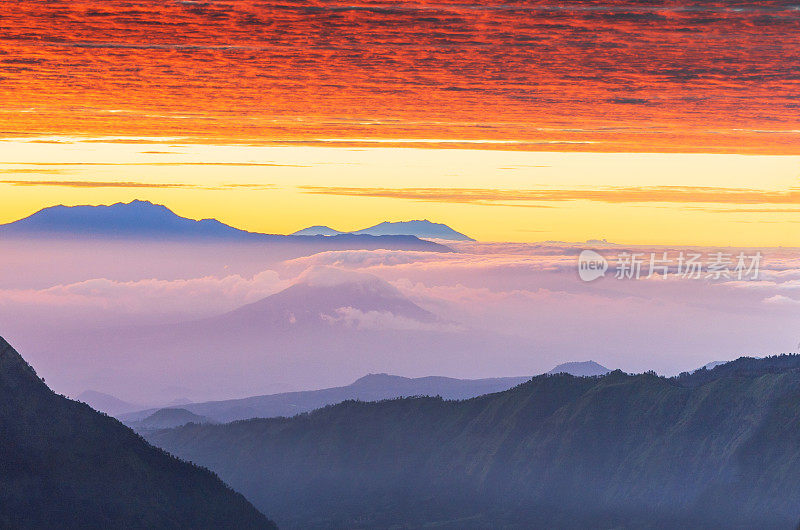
[1,0,798,152]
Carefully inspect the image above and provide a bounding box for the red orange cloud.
[0,0,798,153]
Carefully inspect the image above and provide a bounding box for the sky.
[1,0,799,245]
[3,0,799,150]
[2,140,800,245]
[1,1,800,400]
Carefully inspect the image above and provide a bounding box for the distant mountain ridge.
[218,271,438,328]
[292,219,474,241]
[1,200,251,239]
[129,408,215,433]
[0,200,451,251]
[121,372,532,424]
[548,360,610,377]
[0,335,274,528]
[120,358,616,425]
[148,354,800,529]
[76,390,144,416]
[291,225,344,236]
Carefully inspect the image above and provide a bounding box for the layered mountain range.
[119,373,533,426]
[0,200,461,249]
[148,355,800,529]
[117,360,613,427]
[292,220,474,241]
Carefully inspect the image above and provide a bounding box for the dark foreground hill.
[149,355,800,529]
[0,336,275,529]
